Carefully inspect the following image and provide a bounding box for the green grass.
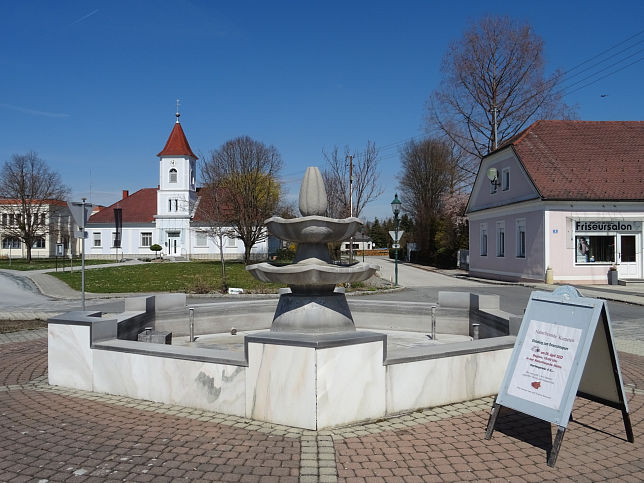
[0,257,118,271]
[50,261,285,294]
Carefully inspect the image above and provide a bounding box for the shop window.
[516,219,526,258]
[169,169,177,183]
[480,224,488,256]
[575,236,615,263]
[93,232,101,247]
[2,237,20,249]
[496,222,505,257]
[141,232,152,247]
[502,168,510,191]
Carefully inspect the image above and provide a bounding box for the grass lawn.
[0,320,48,333]
[50,261,285,294]
[0,258,118,271]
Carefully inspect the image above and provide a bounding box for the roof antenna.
[176,98,181,123]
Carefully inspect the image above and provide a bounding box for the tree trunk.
[244,244,252,265]
[218,233,227,292]
[26,243,32,263]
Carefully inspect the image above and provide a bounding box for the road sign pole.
[81,198,86,311]
[394,216,399,286]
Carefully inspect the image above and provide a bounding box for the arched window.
[169,168,177,183]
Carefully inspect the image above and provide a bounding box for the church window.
[174,199,178,211]
[169,169,177,183]
[168,199,172,212]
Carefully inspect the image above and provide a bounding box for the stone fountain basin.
[245,260,379,285]
[265,215,363,243]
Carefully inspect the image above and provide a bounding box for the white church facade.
[84,114,269,260]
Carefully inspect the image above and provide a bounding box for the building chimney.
[122,190,129,199]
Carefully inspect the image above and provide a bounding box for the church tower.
[155,106,197,257]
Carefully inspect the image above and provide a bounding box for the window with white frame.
[141,232,152,247]
[480,224,488,256]
[227,236,237,248]
[169,168,177,183]
[516,219,526,258]
[34,237,46,249]
[93,232,101,247]
[502,168,510,191]
[2,237,20,249]
[496,221,505,257]
[195,231,207,247]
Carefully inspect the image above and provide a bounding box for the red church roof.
[88,188,157,224]
[496,120,644,201]
[157,121,197,158]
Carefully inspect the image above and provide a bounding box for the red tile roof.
[157,122,197,158]
[192,185,236,223]
[496,120,644,201]
[87,188,157,223]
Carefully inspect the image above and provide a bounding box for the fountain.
[246,166,379,333]
[47,168,519,430]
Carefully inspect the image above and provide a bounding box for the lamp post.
[391,193,402,286]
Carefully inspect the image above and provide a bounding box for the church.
[84,112,269,260]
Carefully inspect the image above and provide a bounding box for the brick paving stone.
[2,334,644,481]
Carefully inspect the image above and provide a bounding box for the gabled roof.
[192,185,236,223]
[157,121,197,159]
[491,120,644,201]
[87,188,157,224]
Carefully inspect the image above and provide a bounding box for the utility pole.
[491,105,498,151]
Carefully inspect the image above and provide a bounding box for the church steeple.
[157,107,197,158]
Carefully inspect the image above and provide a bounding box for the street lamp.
[391,193,402,286]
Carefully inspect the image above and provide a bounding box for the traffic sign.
[67,201,93,228]
[389,230,404,242]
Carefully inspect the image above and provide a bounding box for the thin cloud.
[70,9,99,26]
[0,103,70,118]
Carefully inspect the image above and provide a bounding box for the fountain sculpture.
[246,166,380,333]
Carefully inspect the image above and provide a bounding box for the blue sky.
[2,1,643,220]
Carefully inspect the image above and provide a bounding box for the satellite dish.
[486,167,498,181]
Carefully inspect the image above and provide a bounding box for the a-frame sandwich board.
[485,286,633,467]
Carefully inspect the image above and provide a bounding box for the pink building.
[466,120,644,284]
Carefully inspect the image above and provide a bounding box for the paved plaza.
[1,327,642,482]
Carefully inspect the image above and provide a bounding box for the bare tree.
[193,186,237,291]
[428,15,575,162]
[322,141,383,219]
[398,138,454,262]
[0,152,69,262]
[202,136,283,264]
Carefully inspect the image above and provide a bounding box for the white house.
[0,199,76,259]
[85,113,268,260]
[466,120,644,284]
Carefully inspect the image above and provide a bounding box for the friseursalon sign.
[575,220,641,233]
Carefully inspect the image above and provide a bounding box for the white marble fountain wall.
[48,324,512,430]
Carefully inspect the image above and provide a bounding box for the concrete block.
[154,293,186,312]
[438,291,471,309]
[125,296,155,313]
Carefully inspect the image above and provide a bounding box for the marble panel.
[48,324,93,390]
[317,341,386,428]
[386,348,512,414]
[246,343,316,429]
[93,349,245,416]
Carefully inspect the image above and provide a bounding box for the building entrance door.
[617,234,640,279]
[167,231,181,256]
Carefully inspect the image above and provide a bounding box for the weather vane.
[176,98,181,121]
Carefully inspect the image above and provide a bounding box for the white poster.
[507,319,582,410]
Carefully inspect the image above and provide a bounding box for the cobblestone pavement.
[1,330,643,482]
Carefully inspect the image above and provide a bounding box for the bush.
[149,244,162,258]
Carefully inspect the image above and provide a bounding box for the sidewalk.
[0,330,642,481]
